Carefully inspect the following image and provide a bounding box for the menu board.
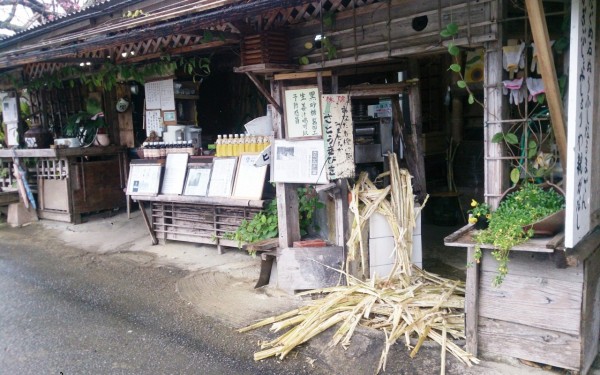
[284,86,322,138]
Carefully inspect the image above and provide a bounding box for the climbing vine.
[9,55,211,92]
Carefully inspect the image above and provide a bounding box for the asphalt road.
[0,229,327,375]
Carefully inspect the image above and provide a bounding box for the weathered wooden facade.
[2,0,600,373]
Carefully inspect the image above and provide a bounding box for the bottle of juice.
[215,135,222,156]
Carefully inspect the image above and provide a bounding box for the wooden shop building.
[1,0,600,373]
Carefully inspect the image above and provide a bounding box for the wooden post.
[270,79,301,248]
[465,246,480,356]
[484,1,507,209]
[525,0,568,171]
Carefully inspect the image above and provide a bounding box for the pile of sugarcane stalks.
[239,154,479,373]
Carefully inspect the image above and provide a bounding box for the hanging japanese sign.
[321,94,355,180]
[566,0,596,248]
[284,86,322,138]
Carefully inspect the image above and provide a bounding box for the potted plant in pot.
[60,97,106,147]
[473,182,565,286]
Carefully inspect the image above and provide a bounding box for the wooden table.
[444,224,600,374]
[0,146,127,223]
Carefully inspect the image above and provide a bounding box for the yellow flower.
[471,199,478,207]
[468,217,478,224]
[486,214,491,219]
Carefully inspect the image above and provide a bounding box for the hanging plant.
[25,55,211,92]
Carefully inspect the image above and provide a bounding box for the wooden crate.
[476,234,600,374]
[241,31,289,66]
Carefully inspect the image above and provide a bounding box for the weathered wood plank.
[479,269,582,335]
[465,246,480,356]
[480,250,583,280]
[581,246,600,375]
[132,194,266,208]
[478,317,580,371]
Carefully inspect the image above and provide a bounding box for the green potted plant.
[468,199,491,229]
[473,182,565,286]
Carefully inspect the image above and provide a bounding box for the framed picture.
[126,164,162,196]
[183,165,212,196]
[161,153,189,195]
[232,153,268,200]
[284,86,323,139]
[272,139,328,184]
[207,157,238,197]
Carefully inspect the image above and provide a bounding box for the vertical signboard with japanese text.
[321,94,355,180]
[284,87,322,138]
[566,0,595,248]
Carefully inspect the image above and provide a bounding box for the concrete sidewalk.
[2,209,595,374]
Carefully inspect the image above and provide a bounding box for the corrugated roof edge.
[0,0,144,48]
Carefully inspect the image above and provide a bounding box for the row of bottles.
[142,141,195,159]
[215,134,271,157]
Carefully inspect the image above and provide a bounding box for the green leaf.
[536,93,546,104]
[468,93,475,104]
[449,64,461,72]
[491,132,505,143]
[456,80,467,88]
[440,30,452,38]
[448,44,460,56]
[299,56,309,65]
[504,133,519,145]
[510,168,521,184]
[446,23,459,35]
[528,147,538,158]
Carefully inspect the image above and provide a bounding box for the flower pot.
[474,217,489,230]
[93,133,110,147]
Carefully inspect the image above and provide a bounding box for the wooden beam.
[244,72,283,114]
[525,0,568,170]
[340,82,417,98]
[273,71,332,80]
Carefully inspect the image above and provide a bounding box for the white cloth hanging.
[502,43,526,79]
[502,77,525,104]
[530,41,555,73]
[526,77,545,102]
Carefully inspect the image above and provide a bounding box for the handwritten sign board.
[322,94,355,180]
[144,79,175,111]
[566,0,595,248]
[232,153,268,200]
[145,109,163,136]
[272,139,328,184]
[284,87,322,138]
[126,164,162,196]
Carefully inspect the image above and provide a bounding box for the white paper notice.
[161,153,189,195]
[144,79,176,111]
[145,110,162,136]
[272,139,328,184]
